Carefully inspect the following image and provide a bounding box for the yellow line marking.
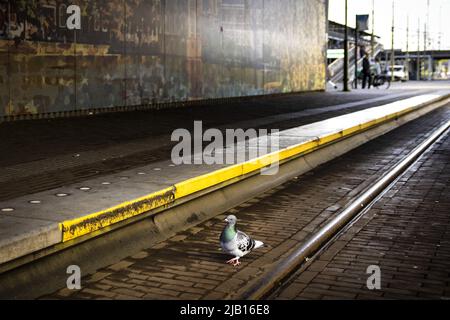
[59,95,445,241]
[60,187,175,241]
[174,164,243,199]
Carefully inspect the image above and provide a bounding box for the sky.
[328,0,450,51]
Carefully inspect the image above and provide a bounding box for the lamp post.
[406,15,409,80]
[371,0,375,57]
[417,18,421,81]
[343,0,350,92]
[390,0,395,82]
[355,15,358,89]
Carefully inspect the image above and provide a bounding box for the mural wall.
[0,0,327,117]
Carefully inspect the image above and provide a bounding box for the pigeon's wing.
[236,230,256,254]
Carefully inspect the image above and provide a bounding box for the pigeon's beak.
[224,218,228,223]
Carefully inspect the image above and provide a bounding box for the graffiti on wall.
[0,0,327,117]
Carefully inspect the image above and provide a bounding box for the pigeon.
[219,215,264,267]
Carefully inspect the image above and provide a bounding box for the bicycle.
[351,73,390,90]
[345,72,391,91]
[372,74,391,90]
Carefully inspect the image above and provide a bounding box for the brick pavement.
[273,117,450,300]
[43,105,450,300]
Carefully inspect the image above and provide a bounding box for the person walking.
[362,53,372,89]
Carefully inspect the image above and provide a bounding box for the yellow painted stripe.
[59,97,440,242]
[318,132,343,145]
[60,187,175,241]
[242,151,283,175]
[174,164,244,198]
[342,124,361,136]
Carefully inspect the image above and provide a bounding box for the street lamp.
[371,0,375,57]
[355,15,358,89]
[390,0,395,82]
[343,0,350,92]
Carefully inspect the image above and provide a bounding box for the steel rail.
[237,119,450,300]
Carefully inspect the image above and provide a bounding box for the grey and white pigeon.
[219,215,264,267]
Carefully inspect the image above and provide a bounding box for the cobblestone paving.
[45,106,450,300]
[273,116,450,300]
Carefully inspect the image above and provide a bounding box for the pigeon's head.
[224,215,237,226]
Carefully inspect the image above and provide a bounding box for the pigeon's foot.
[226,257,241,267]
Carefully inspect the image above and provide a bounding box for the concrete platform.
[0,89,436,203]
[0,92,449,267]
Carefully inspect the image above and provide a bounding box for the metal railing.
[328,43,384,84]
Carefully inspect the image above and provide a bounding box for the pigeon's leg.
[226,257,241,267]
[226,257,239,265]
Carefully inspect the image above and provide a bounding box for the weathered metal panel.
[76,0,126,109]
[0,0,327,117]
[0,0,8,117]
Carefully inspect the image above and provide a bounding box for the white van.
[385,65,409,82]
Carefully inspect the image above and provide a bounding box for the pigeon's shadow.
[209,250,228,263]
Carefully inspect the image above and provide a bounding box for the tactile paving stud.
[55,193,70,197]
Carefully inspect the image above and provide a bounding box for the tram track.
[239,119,450,300]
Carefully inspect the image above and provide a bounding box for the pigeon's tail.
[254,240,264,249]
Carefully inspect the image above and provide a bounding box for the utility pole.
[343,0,350,92]
[417,18,421,80]
[406,16,409,55]
[390,0,395,82]
[426,0,430,52]
[424,22,427,80]
[426,0,430,80]
[438,4,442,50]
[406,15,409,80]
[355,15,359,89]
[422,1,429,81]
[424,22,427,55]
[371,0,375,57]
